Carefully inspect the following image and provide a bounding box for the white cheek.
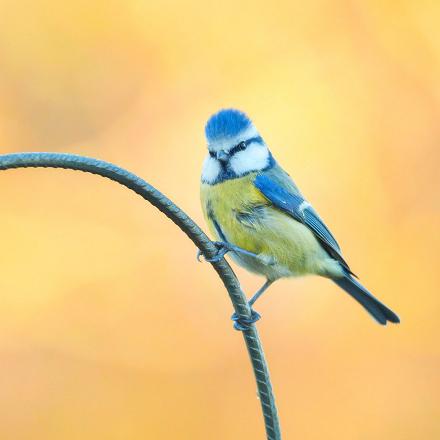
[230,144,269,176]
[201,156,221,183]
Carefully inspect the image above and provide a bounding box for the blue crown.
[205,109,252,142]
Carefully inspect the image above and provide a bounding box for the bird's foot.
[231,309,261,331]
[197,241,230,263]
[197,241,260,263]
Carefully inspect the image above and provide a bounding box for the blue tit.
[200,108,399,326]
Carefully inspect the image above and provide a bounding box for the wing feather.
[254,173,353,274]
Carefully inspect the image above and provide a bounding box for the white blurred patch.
[230,143,270,176]
[298,200,311,214]
[201,156,221,183]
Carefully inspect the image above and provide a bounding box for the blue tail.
[333,275,400,325]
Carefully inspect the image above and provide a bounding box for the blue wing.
[254,173,353,274]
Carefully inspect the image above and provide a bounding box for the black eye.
[209,150,215,158]
[230,141,248,156]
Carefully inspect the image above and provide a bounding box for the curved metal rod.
[0,152,282,440]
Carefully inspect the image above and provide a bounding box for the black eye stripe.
[229,136,263,156]
[229,141,247,156]
[208,136,263,159]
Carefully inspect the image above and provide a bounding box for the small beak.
[216,150,229,163]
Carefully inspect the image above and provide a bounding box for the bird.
[200,108,399,329]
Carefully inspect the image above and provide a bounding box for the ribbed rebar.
[0,152,281,439]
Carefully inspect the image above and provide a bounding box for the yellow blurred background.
[0,0,438,438]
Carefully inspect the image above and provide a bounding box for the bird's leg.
[231,279,274,331]
[248,279,274,307]
[197,241,261,263]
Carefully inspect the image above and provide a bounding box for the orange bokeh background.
[0,1,438,439]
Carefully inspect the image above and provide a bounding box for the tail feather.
[333,275,400,325]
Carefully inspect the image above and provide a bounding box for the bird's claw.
[196,250,204,262]
[231,309,261,331]
[196,242,231,263]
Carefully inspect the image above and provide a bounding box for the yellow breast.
[201,173,267,250]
